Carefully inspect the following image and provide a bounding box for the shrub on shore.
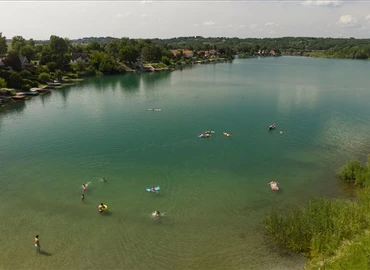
[339,155,370,186]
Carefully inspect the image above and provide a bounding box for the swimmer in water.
[103,177,107,183]
[81,194,85,201]
[98,203,105,213]
[279,130,283,134]
[151,187,156,192]
[152,210,160,217]
[82,184,87,192]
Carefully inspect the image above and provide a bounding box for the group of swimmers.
[199,130,231,138]
[81,179,161,217]
[80,179,109,213]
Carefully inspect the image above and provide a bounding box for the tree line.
[0,33,238,90]
[1,33,370,91]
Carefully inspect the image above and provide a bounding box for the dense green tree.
[105,40,120,57]
[11,35,26,52]
[99,57,114,73]
[49,35,68,55]
[38,72,51,83]
[141,44,162,62]
[75,60,86,72]
[6,50,22,71]
[89,51,115,74]
[8,72,23,89]
[69,44,84,53]
[27,38,35,47]
[47,62,58,72]
[0,32,7,56]
[54,70,63,81]
[20,45,36,61]
[19,70,32,79]
[86,41,101,51]
[0,77,7,88]
[161,56,171,65]
[49,35,71,71]
[118,46,140,63]
[39,45,52,65]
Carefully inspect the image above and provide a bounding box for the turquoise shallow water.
[1,57,370,269]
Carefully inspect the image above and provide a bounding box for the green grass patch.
[150,62,168,69]
[307,230,370,270]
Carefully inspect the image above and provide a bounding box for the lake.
[1,57,370,270]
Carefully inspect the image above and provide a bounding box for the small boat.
[47,81,62,86]
[11,94,27,100]
[17,91,39,96]
[269,181,279,191]
[31,88,50,94]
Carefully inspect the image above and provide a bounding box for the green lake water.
[1,57,370,269]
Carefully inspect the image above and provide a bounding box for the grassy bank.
[265,155,370,269]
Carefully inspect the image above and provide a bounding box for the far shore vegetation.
[1,34,370,107]
[265,155,370,269]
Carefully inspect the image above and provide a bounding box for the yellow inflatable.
[103,205,108,212]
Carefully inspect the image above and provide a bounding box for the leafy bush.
[339,158,361,183]
[19,70,32,79]
[161,56,171,65]
[47,62,57,72]
[338,155,370,186]
[22,79,38,88]
[0,77,6,88]
[7,72,23,89]
[37,65,49,74]
[38,72,51,83]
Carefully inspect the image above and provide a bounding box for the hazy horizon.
[1,0,370,40]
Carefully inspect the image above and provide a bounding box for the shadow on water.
[0,101,27,131]
[81,75,119,91]
[141,71,171,90]
[58,87,72,104]
[40,92,52,106]
[119,73,141,91]
[101,211,112,216]
[39,250,52,256]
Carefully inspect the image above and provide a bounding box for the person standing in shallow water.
[81,194,85,201]
[34,235,41,252]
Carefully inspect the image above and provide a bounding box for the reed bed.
[265,155,370,268]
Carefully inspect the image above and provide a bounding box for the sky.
[1,0,370,40]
